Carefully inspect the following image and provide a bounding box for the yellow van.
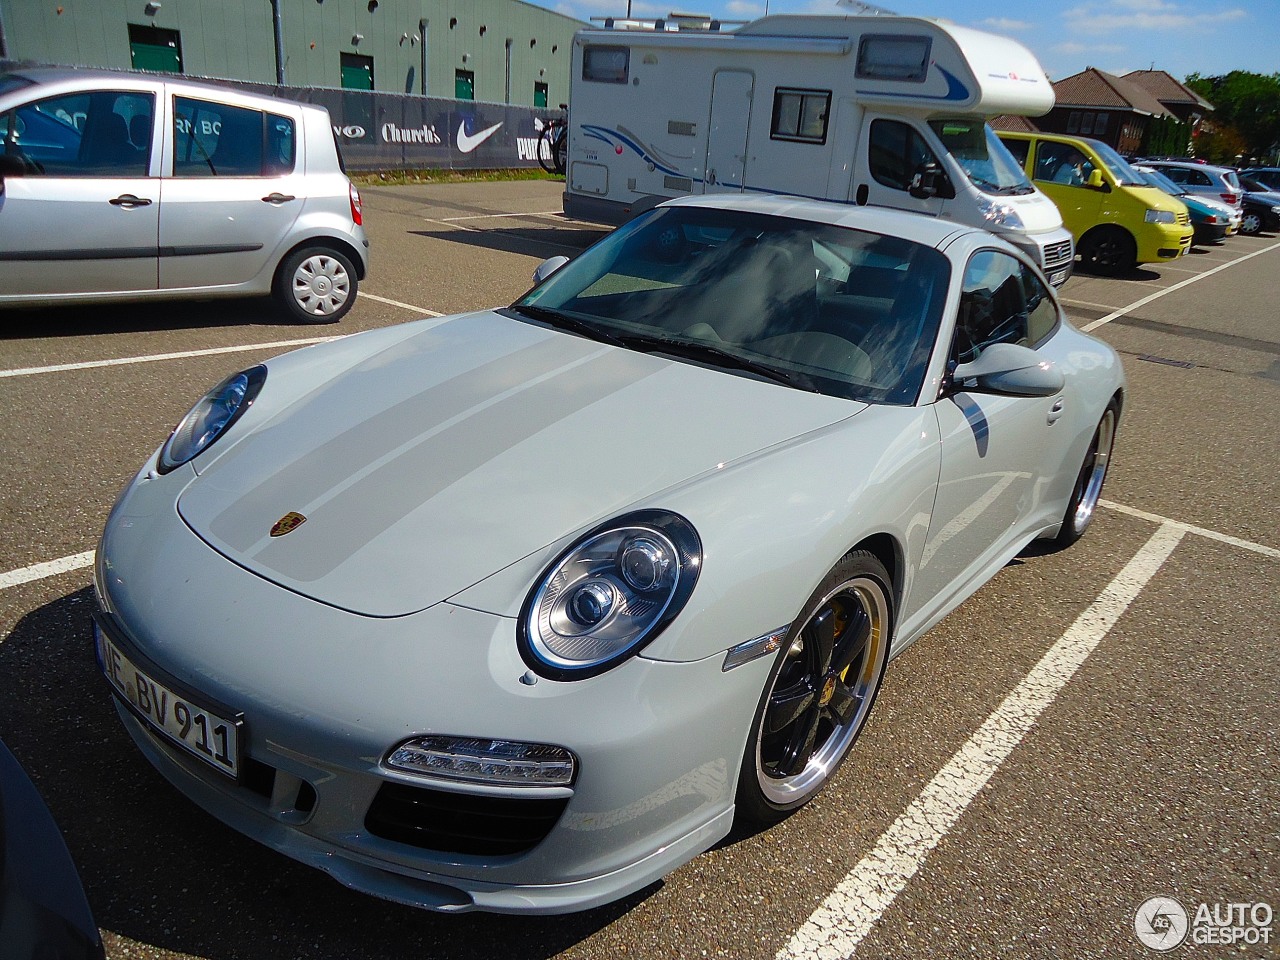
[996,131,1192,275]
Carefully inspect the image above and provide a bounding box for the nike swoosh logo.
[456,120,503,153]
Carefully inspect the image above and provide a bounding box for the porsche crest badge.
[270,511,307,537]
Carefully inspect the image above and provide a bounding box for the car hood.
[177,311,862,616]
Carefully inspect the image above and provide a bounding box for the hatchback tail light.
[1221,192,1240,206]
[349,183,364,226]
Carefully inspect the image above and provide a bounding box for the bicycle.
[537,103,568,176]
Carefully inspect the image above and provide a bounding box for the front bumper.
[95,466,769,913]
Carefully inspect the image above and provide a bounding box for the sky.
[526,0,1279,84]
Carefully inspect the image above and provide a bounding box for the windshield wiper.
[506,304,626,347]
[614,333,817,391]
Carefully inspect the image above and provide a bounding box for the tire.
[735,550,893,825]
[1239,211,1261,235]
[1077,227,1136,276]
[273,246,357,324]
[1052,398,1120,550]
[537,123,565,176]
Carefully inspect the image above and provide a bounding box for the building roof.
[989,114,1039,133]
[1052,67,1177,118]
[1121,70,1215,112]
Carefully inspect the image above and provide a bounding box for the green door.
[341,55,374,90]
[131,41,181,73]
[455,70,475,101]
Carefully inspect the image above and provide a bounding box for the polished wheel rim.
[756,577,888,805]
[1070,407,1117,534]
[292,254,351,317]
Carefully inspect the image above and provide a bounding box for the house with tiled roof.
[991,67,1213,158]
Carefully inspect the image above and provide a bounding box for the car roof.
[0,66,305,114]
[659,193,976,250]
[1146,159,1235,174]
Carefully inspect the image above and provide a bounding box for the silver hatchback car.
[0,68,368,323]
[1140,159,1243,214]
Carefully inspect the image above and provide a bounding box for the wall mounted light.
[144,1,161,14]
[352,33,363,44]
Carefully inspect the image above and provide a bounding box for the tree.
[1185,71,1280,164]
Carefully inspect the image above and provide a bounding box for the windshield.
[1085,138,1147,186]
[1137,167,1184,196]
[929,119,1033,195]
[511,206,951,405]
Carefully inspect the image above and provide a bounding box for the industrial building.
[0,0,583,108]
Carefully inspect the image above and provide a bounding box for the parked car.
[95,194,1124,915]
[0,68,368,322]
[1141,159,1243,213]
[0,738,105,959]
[1134,165,1238,244]
[1237,176,1280,235]
[1240,167,1280,191]
[997,131,1192,275]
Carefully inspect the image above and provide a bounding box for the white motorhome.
[563,14,1075,285]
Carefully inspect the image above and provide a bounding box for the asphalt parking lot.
[1,180,1276,959]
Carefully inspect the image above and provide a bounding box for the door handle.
[1047,398,1065,425]
[262,192,297,204]
[109,194,153,208]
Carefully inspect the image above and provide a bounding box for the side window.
[771,88,831,144]
[953,250,1029,364]
[1020,262,1057,345]
[1187,169,1212,187]
[1160,166,1188,184]
[172,97,294,177]
[1033,141,1093,187]
[1001,136,1030,168]
[868,118,938,192]
[2,90,153,177]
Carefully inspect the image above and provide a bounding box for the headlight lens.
[975,195,1024,230]
[519,510,702,679]
[1145,209,1177,224]
[157,365,266,474]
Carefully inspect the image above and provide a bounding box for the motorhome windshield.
[929,120,1034,196]
[1086,138,1147,186]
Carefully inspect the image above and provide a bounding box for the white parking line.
[0,551,95,591]
[777,523,1186,960]
[1082,239,1280,331]
[0,293,442,380]
[0,338,339,380]
[439,210,563,222]
[1100,499,1279,559]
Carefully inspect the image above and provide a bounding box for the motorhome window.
[868,119,938,192]
[929,120,1032,195]
[583,46,630,84]
[856,36,931,82]
[771,89,831,144]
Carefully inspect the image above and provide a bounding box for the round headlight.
[157,365,266,474]
[519,510,702,680]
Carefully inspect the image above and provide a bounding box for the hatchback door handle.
[1047,398,1065,425]
[262,192,296,204]
[109,194,153,208]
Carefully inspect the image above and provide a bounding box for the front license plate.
[1049,269,1068,287]
[96,625,240,779]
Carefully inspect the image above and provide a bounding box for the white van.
[563,14,1075,285]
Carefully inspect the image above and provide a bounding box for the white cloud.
[1064,2,1247,34]
[982,18,1033,32]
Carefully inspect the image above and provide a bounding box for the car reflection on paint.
[94,194,1124,915]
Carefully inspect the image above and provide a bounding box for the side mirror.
[950,342,1065,398]
[909,162,953,200]
[531,255,569,285]
[1086,169,1106,190]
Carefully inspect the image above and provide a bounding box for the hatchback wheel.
[736,550,892,824]
[1240,212,1261,235]
[275,246,358,323]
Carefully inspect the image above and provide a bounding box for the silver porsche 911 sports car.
[94,194,1123,914]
